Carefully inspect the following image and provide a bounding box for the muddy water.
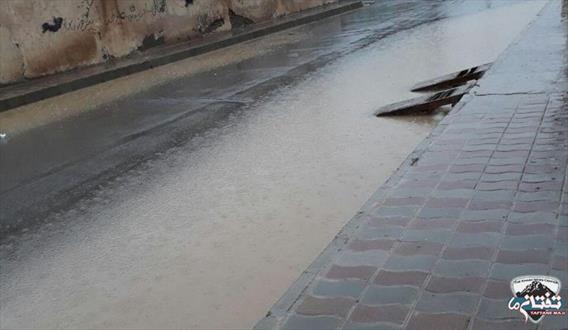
[0,1,546,329]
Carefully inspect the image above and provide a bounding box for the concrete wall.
[0,0,336,84]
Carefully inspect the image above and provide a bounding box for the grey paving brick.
[383,255,438,272]
[550,269,568,284]
[488,158,527,166]
[489,263,545,281]
[418,207,462,219]
[373,206,419,218]
[388,188,435,197]
[472,190,516,201]
[401,229,453,244]
[477,298,520,320]
[347,304,409,325]
[500,235,554,250]
[415,292,479,314]
[357,226,404,240]
[481,173,522,182]
[434,260,491,277]
[335,250,389,267]
[343,321,402,330]
[539,314,568,330]
[360,285,418,305]
[448,232,501,248]
[515,190,562,202]
[433,189,475,199]
[553,242,568,257]
[406,312,471,329]
[296,296,355,318]
[460,209,509,221]
[507,211,558,224]
[282,315,343,330]
[312,280,367,298]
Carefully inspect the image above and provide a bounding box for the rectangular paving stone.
[434,260,491,277]
[347,239,395,252]
[448,232,501,248]
[442,246,495,260]
[401,229,453,244]
[433,189,475,199]
[282,315,343,330]
[374,270,429,287]
[325,265,377,281]
[366,216,411,228]
[477,297,520,320]
[360,285,417,306]
[476,181,518,191]
[406,312,470,330]
[485,165,524,173]
[472,190,516,201]
[373,206,419,217]
[348,304,409,325]
[312,279,367,299]
[539,311,568,330]
[456,220,503,233]
[295,295,355,318]
[418,207,462,219]
[425,198,469,208]
[357,226,404,240]
[343,321,402,330]
[426,276,484,294]
[489,263,545,281]
[495,249,550,264]
[460,209,508,221]
[504,223,555,236]
[392,241,444,256]
[519,181,563,192]
[335,250,389,267]
[480,173,522,182]
[382,197,426,206]
[507,211,557,224]
[407,218,456,229]
[483,280,512,299]
[513,200,559,213]
[467,200,512,210]
[500,235,554,250]
[551,255,568,270]
[383,255,438,272]
[415,292,479,314]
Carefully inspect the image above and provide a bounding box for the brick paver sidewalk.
[256,1,568,329]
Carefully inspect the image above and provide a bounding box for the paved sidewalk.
[256,1,568,329]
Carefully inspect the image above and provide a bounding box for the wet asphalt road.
[0,0,547,328]
[0,0,537,233]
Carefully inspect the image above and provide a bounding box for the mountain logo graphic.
[508,275,565,323]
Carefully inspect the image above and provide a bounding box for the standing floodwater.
[0,1,546,329]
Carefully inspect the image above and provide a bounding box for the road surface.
[0,0,546,328]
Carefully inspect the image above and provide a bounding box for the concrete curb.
[0,1,363,113]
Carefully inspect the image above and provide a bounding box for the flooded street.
[0,1,546,329]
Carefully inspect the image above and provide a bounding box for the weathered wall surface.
[0,0,336,85]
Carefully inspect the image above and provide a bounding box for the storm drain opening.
[410,63,491,92]
[374,63,491,117]
[375,82,475,116]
